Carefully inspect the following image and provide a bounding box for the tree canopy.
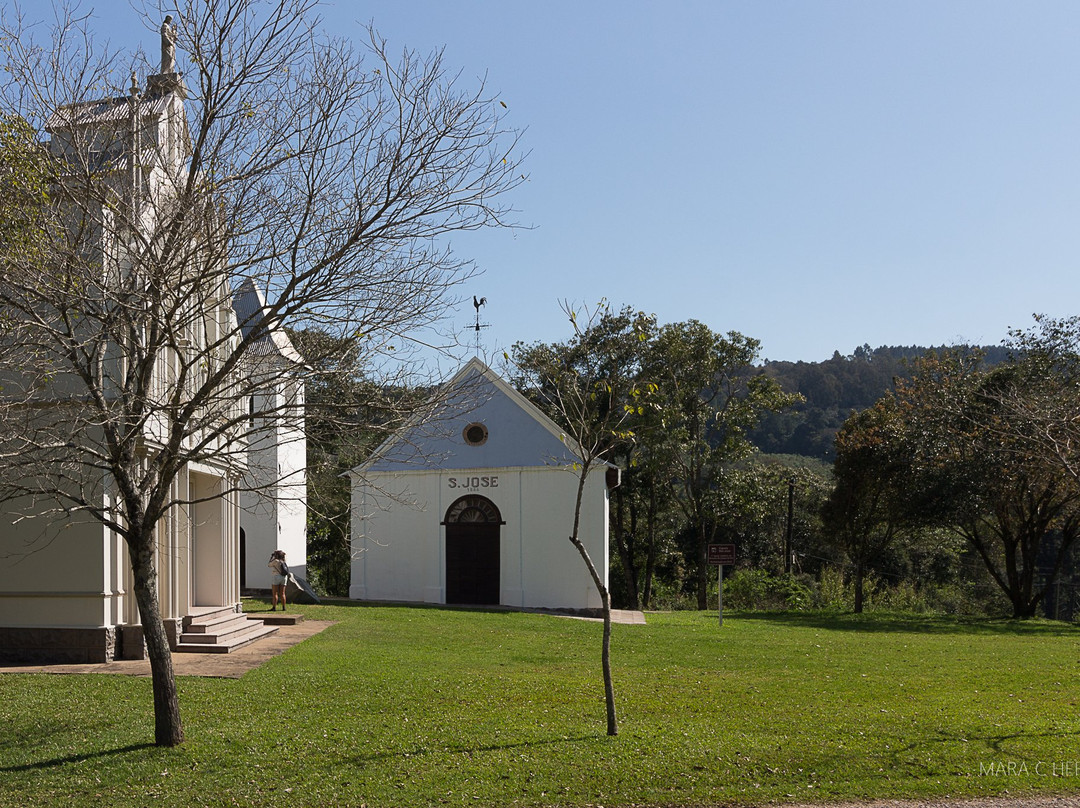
[512,309,800,611]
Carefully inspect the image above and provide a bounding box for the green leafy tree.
[608,453,681,609]
[642,321,802,609]
[889,351,1080,618]
[998,315,1080,489]
[0,114,51,255]
[724,455,832,576]
[822,400,917,612]
[291,328,427,596]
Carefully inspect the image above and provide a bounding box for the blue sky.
[63,2,1080,362]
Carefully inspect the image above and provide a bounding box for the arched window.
[444,495,502,525]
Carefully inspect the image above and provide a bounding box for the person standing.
[268,550,290,611]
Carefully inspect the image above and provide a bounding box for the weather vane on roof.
[469,295,490,356]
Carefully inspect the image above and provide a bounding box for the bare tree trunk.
[1012,598,1038,619]
[599,588,617,737]
[569,535,618,736]
[129,533,184,747]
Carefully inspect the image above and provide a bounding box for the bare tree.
[511,302,656,737]
[0,0,523,746]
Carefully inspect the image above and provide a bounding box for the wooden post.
[785,478,794,574]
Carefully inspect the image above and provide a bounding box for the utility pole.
[785,477,794,574]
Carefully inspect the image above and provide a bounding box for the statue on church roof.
[161,15,177,73]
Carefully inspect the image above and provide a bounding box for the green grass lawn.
[2,604,1080,807]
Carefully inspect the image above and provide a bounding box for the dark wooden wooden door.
[445,522,500,605]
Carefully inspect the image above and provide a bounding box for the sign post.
[707,544,736,627]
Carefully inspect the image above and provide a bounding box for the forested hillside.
[748,344,1010,460]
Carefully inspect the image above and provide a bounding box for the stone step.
[248,613,304,626]
[183,606,241,630]
[179,615,260,644]
[174,620,278,654]
[184,610,254,634]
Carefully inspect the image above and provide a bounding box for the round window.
[463,422,489,446]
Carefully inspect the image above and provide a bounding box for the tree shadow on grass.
[896,727,1080,757]
[283,598,583,621]
[805,727,1080,785]
[280,599,1080,635]
[726,610,1080,637]
[0,742,157,773]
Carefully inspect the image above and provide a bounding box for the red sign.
[708,544,736,566]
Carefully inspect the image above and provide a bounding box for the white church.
[0,23,306,664]
[349,358,614,611]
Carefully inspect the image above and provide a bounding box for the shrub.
[817,566,851,610]
[724,569,814,611]
[645,578,700,611]
[869,579,931,613]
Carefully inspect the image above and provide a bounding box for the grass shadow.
[272,598,588,621]
[0,742,157,773]
[248,597,1080,636]
[726,610,1080,636]
[896,727,1080,757]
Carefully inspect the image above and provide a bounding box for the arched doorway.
[443,495,503,605]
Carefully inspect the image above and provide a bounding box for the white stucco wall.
[350,465,608,610]
[0,496,122,628]
[0,462,242,633]
[240,381,307,588]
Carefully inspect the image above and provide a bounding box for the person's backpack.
[279,560,290,578]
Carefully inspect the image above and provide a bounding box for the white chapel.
[349,358,614,611]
